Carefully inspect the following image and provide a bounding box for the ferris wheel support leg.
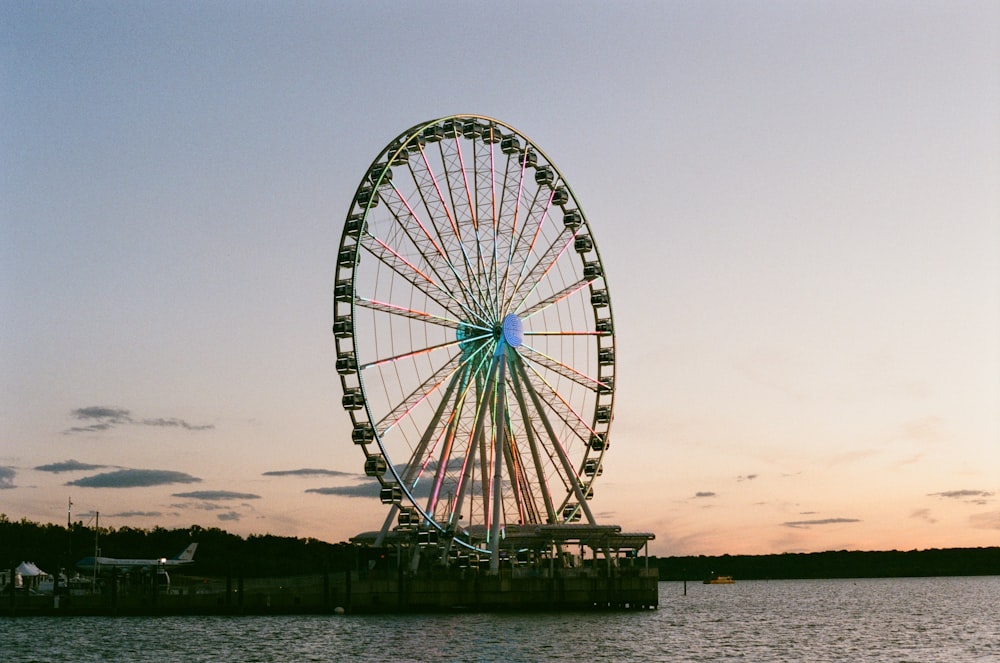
[512,358,598,526]
[448,353,501,541]
[508,358,557,523]
[374,504,399,549]
[488,346,507,574]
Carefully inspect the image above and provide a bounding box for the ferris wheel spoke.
[360,334,487,371]
[523,330,605,337]
[359,232,469,320]
[516,278,593,319]
[496,154,531,310]
[517,351,596,443]
[407,146,487,316]
[375,354,464,435]
[381,177,488,320]
[438,136,493,307]
[474,127,501,316]
[503,226,576,317]
[354,296,477,331]
[501,186,557,309]
[516,343,603,392]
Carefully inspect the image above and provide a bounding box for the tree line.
[657,547,1000,580]
[3,515,997,580]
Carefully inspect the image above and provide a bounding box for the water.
[2,577,997,662]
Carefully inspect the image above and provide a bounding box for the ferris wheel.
[333,115,616,562]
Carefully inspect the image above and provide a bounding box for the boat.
[703,574,735,584]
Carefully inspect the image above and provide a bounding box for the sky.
[2,1,998,557]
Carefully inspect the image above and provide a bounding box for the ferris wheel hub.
[501,313,523,348]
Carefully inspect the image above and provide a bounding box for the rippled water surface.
[3,577,997,662]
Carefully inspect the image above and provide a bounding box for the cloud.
[172,490,261,501]
[969,512,1000,530]
[737,474,758,482]
[108,511,165,518]
[928,489,993,504]
[66,469,202,488]
[306,484,379,498]
[63,406,213,434]
[262,468,353,478]
[0,467,15,489]
[910,508,937,524]
[217,511,241,522]
[694,491,716,498]
[35,459,108,473]
[137,417,214,431]
[781,517,861,529]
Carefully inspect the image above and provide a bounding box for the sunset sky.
[3,2,998,557]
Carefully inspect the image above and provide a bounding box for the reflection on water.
[2,577,998,662]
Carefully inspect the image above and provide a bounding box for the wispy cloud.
[172,490,261,501]
[694,491,716,498]
[970,512,1000,530]
[928,489,994,505]
[910,508,937,524]
[0,467,15,489]
[217,511,242,522]
[35,459,108,473]
[737,474,758,482]
[305,484,378,498]
[262,468,353,478]
[66,469,201,488]
[108,510,165,518]
[63,406,213,434]
[781,517,861,529]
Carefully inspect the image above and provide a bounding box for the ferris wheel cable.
[359,232,471,320]
[516,342,603,391]
[511,358,596,525]
[517,277,594,320]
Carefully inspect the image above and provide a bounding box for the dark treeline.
[0,515,357,578]
[3,516,998,580]
[657,548,1000,581]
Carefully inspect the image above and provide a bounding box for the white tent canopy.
[16,561,48,577]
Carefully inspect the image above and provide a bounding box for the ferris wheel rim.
[334,115,616,546]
